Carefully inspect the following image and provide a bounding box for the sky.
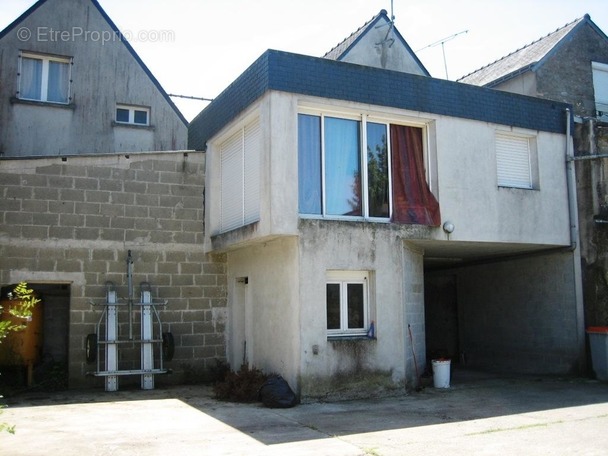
[1,0,607,121]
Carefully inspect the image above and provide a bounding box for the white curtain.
[20,57,42,100]
[47,60,69,103]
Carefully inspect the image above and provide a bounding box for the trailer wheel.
[162,332,175,361]
[85,333,97,364]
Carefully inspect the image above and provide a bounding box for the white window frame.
[326,270,369,337]
[115,104,150,126]
[18,51,72,104]
[495,132,534,189]
[592,61,608,121]
[299,110,399,221]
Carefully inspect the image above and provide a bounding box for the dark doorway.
[424,275,459,363]
[0,283,70,392]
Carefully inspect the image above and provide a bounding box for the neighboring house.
[0,0,187,157]
[323,9,430,76]
[188,43,583,399]
[459,15,608,356]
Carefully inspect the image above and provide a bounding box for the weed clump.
[213,364,270,402]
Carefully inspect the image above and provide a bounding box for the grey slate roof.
[458,16,587,87]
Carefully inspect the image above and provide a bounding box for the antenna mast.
[416,30,468,80]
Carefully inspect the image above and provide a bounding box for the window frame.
[495,131,536,190]
[115,104,151,126]
[298,108,432,222]
[592,61,608,121]
[18,51,72,104]
[326,270,370,338]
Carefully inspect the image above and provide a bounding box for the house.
[0,0,212,391]
[0,0,187,157]
[459,14,608,363]
[188,41,583,399]
[322,9,430,76]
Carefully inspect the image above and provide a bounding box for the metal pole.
[127,250,134,340]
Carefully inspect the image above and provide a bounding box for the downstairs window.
[326,271,369,337]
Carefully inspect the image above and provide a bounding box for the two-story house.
[188,38,582,399]
[459,14,608,374]
[0,0,187,157]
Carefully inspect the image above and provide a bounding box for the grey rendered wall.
[0,0,187,157]
[0,152,227,388]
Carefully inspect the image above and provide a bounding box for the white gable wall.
[338,17,428,75]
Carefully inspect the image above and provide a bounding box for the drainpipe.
[565,108,587,374]
[565,108,579,251]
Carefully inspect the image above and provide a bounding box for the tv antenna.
[374,1,396,46]
[417,30,468,80]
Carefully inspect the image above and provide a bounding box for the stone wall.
[0,151,227,388]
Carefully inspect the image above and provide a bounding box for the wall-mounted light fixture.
[442,221,455,234]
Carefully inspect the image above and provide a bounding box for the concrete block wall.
[0,151,227,388]
[454,252,581,374]
[403,243,426,386]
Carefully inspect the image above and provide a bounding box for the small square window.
[496,132,533,189]
[115,105,150,126]
[326,271,369,337]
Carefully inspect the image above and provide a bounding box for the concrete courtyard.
[1,369,607,455]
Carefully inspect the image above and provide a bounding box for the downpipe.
[565,108,580,252]
[565,107,587,374]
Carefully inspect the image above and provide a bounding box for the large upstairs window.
[298,112,440,225]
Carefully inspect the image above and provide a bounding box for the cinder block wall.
[0,151,227,388]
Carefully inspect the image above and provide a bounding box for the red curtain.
[390,125,441,226]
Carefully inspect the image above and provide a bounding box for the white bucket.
[432,359,451,388]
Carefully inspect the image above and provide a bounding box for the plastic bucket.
[432,359,451,388]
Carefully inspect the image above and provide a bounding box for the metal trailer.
[86,251,174,391]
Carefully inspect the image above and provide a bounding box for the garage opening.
[423,248,583,378]
[0,283,70,392]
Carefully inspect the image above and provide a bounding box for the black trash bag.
[258,375,298,408]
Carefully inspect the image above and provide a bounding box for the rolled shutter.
[496,133,532,189]
[220,131,244,232]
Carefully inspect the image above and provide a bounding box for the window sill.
[327,335,376,342]
[112,121,155,131]
[10,97,74,110]
[300,214,390,223]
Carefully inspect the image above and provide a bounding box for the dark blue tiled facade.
[188,50,571,151]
